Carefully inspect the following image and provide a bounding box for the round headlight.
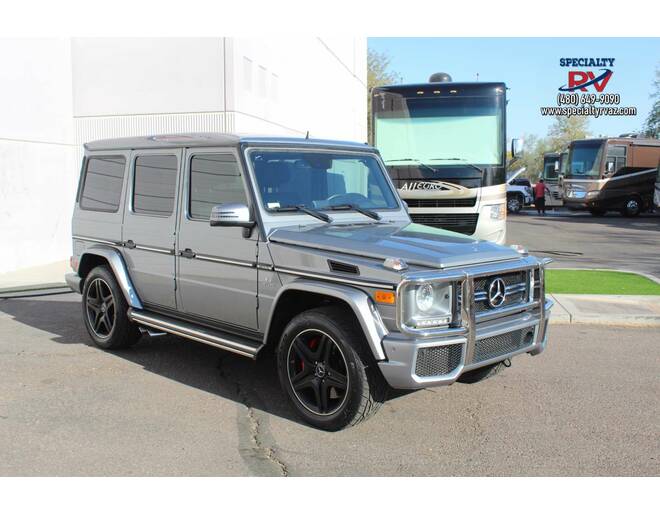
[415,283,435,312]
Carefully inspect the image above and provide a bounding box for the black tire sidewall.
[276,309,367,430]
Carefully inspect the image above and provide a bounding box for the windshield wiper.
[272,205,332,223]
[384,158,439,174]
[428,157,484,174]
[328,203,381,220]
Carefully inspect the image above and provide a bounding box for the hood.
[268,221,520,270]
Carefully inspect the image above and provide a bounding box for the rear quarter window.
[79,156,126,212]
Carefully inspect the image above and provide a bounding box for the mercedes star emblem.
[487,278,507,308]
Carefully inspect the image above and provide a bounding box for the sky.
[368,38,659,141]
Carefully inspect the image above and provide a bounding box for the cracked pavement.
[1,293,658,476]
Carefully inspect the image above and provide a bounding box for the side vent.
[328,260,360,275]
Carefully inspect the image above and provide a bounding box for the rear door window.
[80,156,126,212]
[133,155,178,216]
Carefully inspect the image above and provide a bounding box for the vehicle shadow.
[0,294,413,428]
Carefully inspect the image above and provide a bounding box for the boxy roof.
[84,133,374,152]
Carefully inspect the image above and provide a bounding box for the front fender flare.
[264,279,389,361]
[80,245,143,309]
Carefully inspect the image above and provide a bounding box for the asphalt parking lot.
[1,293,658,476]
[507,210,660,276]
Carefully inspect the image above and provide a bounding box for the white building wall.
[0,37,367,275]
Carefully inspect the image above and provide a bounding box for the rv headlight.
[401,281,453,330]
[488,203,506,220]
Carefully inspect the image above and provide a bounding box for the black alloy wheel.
[85,277,116,338]
[81,265,141,349]
[286,329,349,416]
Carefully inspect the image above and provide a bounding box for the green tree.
[547,115,590,150]
[367,49,401,144]
[642,65,660,138]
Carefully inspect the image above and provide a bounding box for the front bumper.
[377,294,552,390]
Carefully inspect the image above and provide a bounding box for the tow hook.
[503,358,512,368]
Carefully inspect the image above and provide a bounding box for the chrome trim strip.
[73,235,121,246]
[195,253,255,268]
[134,244,174,255]
[274,267,396,290]
[257,262,275,271]
[128,310,259,359]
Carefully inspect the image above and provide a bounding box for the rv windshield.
[543,158,560,181]
[373,95,504,166]
[566,142,604,179]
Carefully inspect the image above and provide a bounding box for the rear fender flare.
[80,245,143,309]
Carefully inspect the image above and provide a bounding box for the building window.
[80,156,126,212]
[189,154,247,220]
[133,155,178,216]
[258,65,267,97]
[243,57,252,92]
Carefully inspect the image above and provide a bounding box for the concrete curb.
[548,293,660,327]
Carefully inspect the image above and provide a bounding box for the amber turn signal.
[374,290,396,304]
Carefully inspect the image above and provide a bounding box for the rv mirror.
[606,161,615,174]
[554,161,560,171]
[511,138,524,158]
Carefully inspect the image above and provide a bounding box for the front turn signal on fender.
[374,290,396,305]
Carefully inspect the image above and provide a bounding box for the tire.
[589,207,606,217]
[457,361,506,384]
[81,265,141,349]
[507,194,522,214]
[276,306,388,431]
[621,196,641,217]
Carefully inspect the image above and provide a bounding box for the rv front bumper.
[377,298,553,390]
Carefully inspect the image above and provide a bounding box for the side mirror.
[511,138,524,159]
[210,203,255,228]
[606,161,615,174]
[402,200,409,212]
[554,161,560,172]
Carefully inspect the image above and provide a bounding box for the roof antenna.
[305,131,310,139]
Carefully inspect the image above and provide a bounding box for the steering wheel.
[327,193,369,206]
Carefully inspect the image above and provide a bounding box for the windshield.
[566,142,604,179]
[248,150,399,212]
[373,94,504,166]
[543,157,559,181]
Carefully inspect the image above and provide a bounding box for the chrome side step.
[128,308,262,359]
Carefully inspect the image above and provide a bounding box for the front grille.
[415,344,463,377]
[405,197,477,208]
[409,213,479,235]
[474,271,528,313]
[472,328,535,364]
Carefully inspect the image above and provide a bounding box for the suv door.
[176,148,259,330]
[122,150,182,310]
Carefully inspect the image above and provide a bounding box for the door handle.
[125,240,136,249]
[179,248,196,259]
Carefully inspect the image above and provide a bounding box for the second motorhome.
[541,152,564,208]
[562,136,660,216]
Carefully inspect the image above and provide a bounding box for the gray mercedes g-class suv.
[66,133,552,431]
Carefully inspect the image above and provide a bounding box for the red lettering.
[568,71,591,92]
[592,71,612,92]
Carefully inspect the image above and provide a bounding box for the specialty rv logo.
[558,57,614,92]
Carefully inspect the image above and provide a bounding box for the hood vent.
[328,260,360,275]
